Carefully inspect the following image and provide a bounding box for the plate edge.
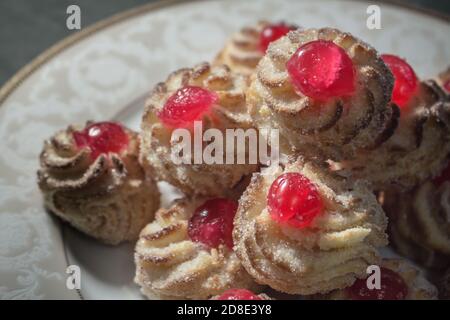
[0,0,448,107]
[0,0,204,106]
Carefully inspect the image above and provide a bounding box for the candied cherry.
[217,289,262,300]
[259,22,296,53]
[444,80,450,93]
[286,40,355,101]
[158,86,218,128]
[381,54,418,108]
[188,198,238,249]
[73,121,129,160]
[347,267,408,300]
[432,162,450,186]
[267,172,323,229]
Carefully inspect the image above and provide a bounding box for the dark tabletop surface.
[0,0,449,87]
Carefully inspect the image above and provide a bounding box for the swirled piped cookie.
[134,197,259,300]
[320,258,438,300]
[383,168,450,270]
[233,157,388,295]
[37,121,160,245]
[339,61,450,190]
[248,28,395,160]
[140,62,258,197]
[215,21,297,76]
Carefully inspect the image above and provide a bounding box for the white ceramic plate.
[0,0,448,300]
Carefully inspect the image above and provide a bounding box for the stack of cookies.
[37,21,450,300]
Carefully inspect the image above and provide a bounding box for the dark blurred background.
[0,0,449,86]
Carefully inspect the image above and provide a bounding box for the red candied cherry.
[444,80,450,93]
[259,22,296,53]
[73,121,129,160]
[286,40,355,101]
[267,172,323,229]
[347,267,408,300]
[381,54,419,108]
[217,289,262,300]
[188,198,238,249]
[158,86,218,128]
[432,162,450,186]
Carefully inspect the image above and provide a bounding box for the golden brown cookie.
[248,28,394,160]
[37,121,160,245]
[215,21,298,76]
[134,197,259,300]
[214,21,267,76]
[233,157,388,295]
[383,178,450,270]
[140,62,258,196]
[339,74,450,190]
[320,258,438,300]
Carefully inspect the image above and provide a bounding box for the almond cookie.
[233,157,388,295]
[320,258,438,300]
[37,121,160,245]
[339,63,450,190]
[134,197,259,299]
[248,28,394,160]
[383,174,450,270]
[140,63,258,196]
[215,21,297,76]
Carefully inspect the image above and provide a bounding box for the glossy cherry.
[217,289,262,300]
[346,267,408,300]
[443,80,450,93]
[432,162,450,186]
[286,40,355,101]
[259,23,295,53]
[188,198,238,249]
[73,122,129,159]
[158,86,218,128]
[381,54,418,108]
[267,172,323,229]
